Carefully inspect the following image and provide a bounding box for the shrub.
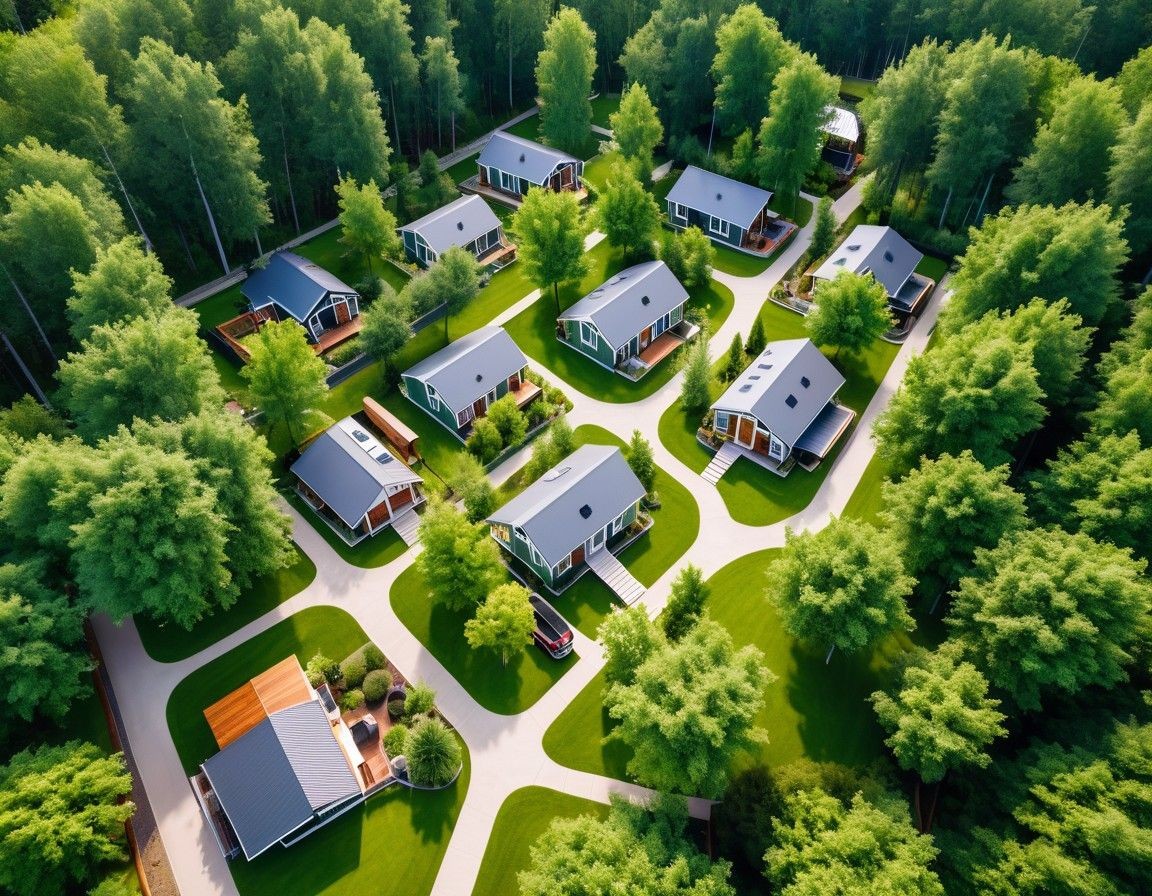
[525,399,555,427]
[467,418,503,463]
[388,698,406,719]
[340,655,367,688]
[404,681,436,718]
[486,393,528,446]
[325,337,363,367]
[362,643,386,671]
[340,689,365,712]
[383,723,410,757]
[305,653,341,687]
[406,717,461,787]
[543,383,570,410]
[363,669,391,703]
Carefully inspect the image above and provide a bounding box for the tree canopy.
[755,54,838,200]
[336,176,400,274]
[610,82,663,179]
[66,236,173,341]
[805,272,893,355]
[426,246,482,340]
[417,499,506,612]
[241,320,329,446]
[1107,101,1152,257]
[535,8,596,154]
[712,4,793,136]
[596,162,661,258]
[464,582,535,667]
[511,187,588,312]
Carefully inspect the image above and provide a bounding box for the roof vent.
[476,373,483,382]
[833,257,847,266]
[749,375,761,381]
[716,193,723,201]
[883,250,894,262]
[800,376,810,388]
[579,504,592,519]
[846,244,861,251]
[352,430,370,443]
[519,153,526,163]
[785,394,798,408]
[641,295,650,305]
[457,221,465,231]
[758,363,773,370]
[543,465,571,482]
[375,453,393,464]
[738,384,753,393]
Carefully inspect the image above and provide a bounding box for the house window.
[514,526,528,542]
[672,202,687,221]
[580,322,598,348]
[715,411,729,433]
[611,510,627,535]
[500,170,516,192]
[709,216,730,238]
[672,305,682,323]
[457,407,474,427]
[769,437,785,459]
[426,384,440,411]
[491,523,510,543]
[555,554,572,577]
[530,544,544,567]
[486,389,497,406]
[347,295,359,317]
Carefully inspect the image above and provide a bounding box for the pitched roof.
[242,251,357,322]
[811,225,923,300]
[665,166,774,228]
[203,656,314,749]
[488,444,645,569]
[402,326,528,413]
[477,131,580,186]
[201,700,360,860]
[821,105,860,142]
[290,417,422,529]
[559,261,689,350]
[398,195,502,256]
[712,339,845,448]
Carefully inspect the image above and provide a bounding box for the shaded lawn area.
[504,243,734,403]
[543,548,924,781]
[472,787,611,896]
[496,425,701,639]
[716,435,848,527]
[590,94,621,129]
[448,257,538,340]
[167,607,469,896]
[916,254,950,282]
[390,563,577,715]
[503,116,600,160]
[581,151,621,193]
[135,543,317,663]
[839,76,875,100]
[285,491,409,568]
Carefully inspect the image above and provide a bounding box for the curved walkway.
[94,174,949,896]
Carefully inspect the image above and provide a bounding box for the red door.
[738,417,754,446]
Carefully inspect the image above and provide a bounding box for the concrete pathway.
[96,173,954,896]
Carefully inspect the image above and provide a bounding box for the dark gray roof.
[290,417,422,528]
[402,326,527,413]
[665,166,774,229]
[242,251,357,322]
[398,195,501,256]
[712,339,845,448]
[811,225,923,300]
[202,700,360,860]
[792,402,854,458]
[488,444,645,568]
[476,131,580,186]
[558,261,689,350]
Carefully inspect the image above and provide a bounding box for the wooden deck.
[204,656,313,749]
[312,316,363,354]
[342,707,392,789]
[637,331,685,367]
[510,379,542,409]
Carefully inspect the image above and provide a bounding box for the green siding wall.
[402,376,462,433]
[560,322,617,369]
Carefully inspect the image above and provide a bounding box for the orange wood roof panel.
[203,656,312,750]
[251,656,312,716]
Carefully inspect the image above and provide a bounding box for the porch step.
[391,507,422,547]
[586,549,646,606]
[701,441,741,485]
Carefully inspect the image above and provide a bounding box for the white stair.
[701,441,741,485]
[586,549,646,606]
[391,507,422,547]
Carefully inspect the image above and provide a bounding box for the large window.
[673,202,687,221]
[709,216,730,238]
[426,384,440,411]
[580,321,598,348]
[491,523,510,543]
[555,554,572,577]
[715,411,730,433]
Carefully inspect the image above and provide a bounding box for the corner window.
[673,202,687,221]
[580,322,597,348]
[426,384,440,411]
[491,523,510,543]
[709,216,730,238]
[715,411,729,433]
[555,555,572,576]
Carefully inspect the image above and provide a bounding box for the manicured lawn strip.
[839,76,874,100]
[390,563,576,714]
[581,151,622,192]
[716,435,848,527]
[540,667,630,780]
[589,94,621,129]
[916,255,950,282]
[135,543,317,663]
[504,244,734,403]
[285,492,409,567]
[472,787,611,896]
[841,451,891,525]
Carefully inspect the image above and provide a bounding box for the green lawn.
[543,549,921,781]
[495,425,701,639]
[581,151,622,193]
[472,787,611,896]
[285,492,410,568]
[390,563,577,714]
[839,76,875,100]
[590,94,621,129]
[444,152,480,186]
[841,451,891,525]
[916,254,950,282]
[167,608,468,896]
[135,543,317,663]
[504,242,734,402]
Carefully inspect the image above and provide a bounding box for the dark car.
[530,593,574,659]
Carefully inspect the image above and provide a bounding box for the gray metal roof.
[821,106,860,142]
[811,225,923,300]
[201,700,360,860]
[242,251,357,322]
[665,166,774,228]
[558,261,689,350]
[290,417,422,528]
[398,195,501,256]
[402,326,527,413]
[476,131,580,186]
[792,402,854,458]
[488,444,645,568]
[712,339,845,448]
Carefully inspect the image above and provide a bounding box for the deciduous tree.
[626,429,655,494]
[512,187,588,313]
[596,163,661,258]
[535,8,596,155]
[662,564,709,641]
[426,246,481,340]
[417,499,506,612]
[66,236,172,341]
[712,4,792,136]
[610,82,663,179]
[659,226,714,289]
[465,582,535,666]
[766,517,915,654]
[447,453,496,522]
[485,393,527,447]
[405,717,460,787]
[336,176,401,275]
[598,604,662,687]
[948,528,1152,710]
[494,0,551,107]
[805,271,893,356]
[1107,102,1152,257]
[358,285,412,372]
[419,36,464,149]
[242,320,329,446]
[756,54,838,201]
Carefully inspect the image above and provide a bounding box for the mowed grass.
[285,491,409,568]
[581,150,622,193]
[543,549,919,781]
[167,606,470,896]
[841,450,891,525]
[390,563,577,714]
[135,543,317,663]
[495,425,701,639]
[472,787,611,896]
[504,242,734,402]
[590,94,621,129]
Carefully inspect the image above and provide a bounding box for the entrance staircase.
[392,507,422,547]
[586,549,646,606]
[701,441,741,485]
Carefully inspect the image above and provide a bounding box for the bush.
[363,669,391,703]
[406,717,461,787]
[340,689,365,712]
[467,418,503,463]
[305,653,341,687]
[388,698,406,719]
[543,383,570,410]
[325,337,363,367]
[525,398,555,427]
[383,723,410,757]
[362,643,386,671]
[486,393,528,446]
[404,681,436,718]
[340,655,367,688]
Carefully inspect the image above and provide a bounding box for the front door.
[587,527,606,555]
[640,326,652,349]
[335,301,351,325]
[472,397,487,419]
[738,416,755,447]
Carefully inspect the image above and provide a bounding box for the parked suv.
[529,593,574,659]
